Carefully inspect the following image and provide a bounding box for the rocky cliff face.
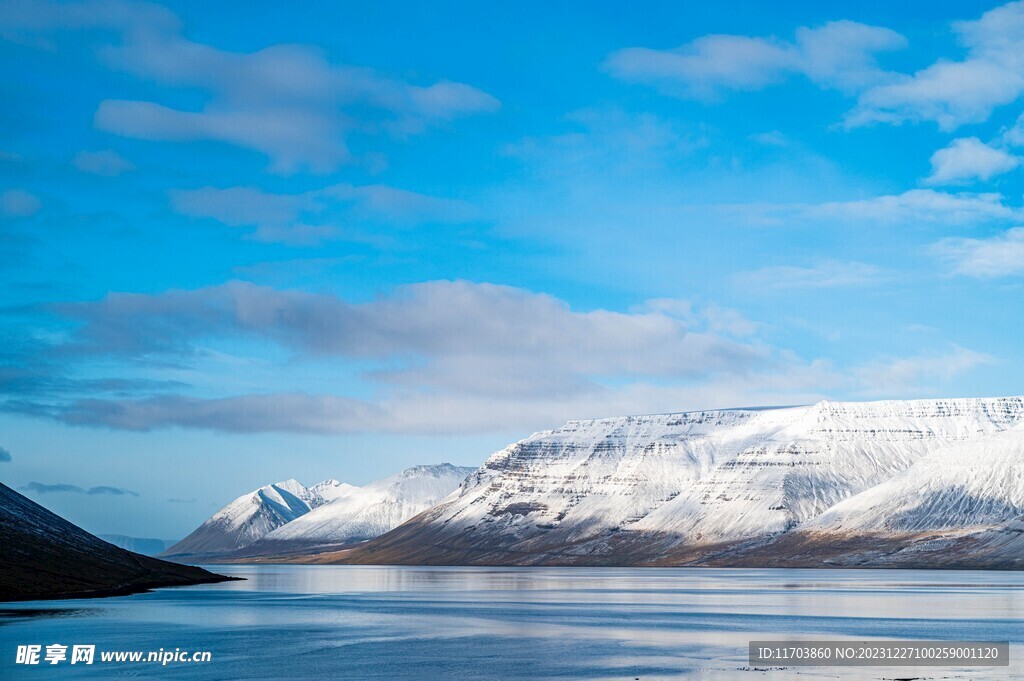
[331,397,1024,568]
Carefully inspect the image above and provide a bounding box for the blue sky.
[3,0,1024,538]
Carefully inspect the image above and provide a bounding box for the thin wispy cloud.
[0,446,11,462]
[1004,112,1024,146]
[169,183,476,245]
[732,189,1022,227]
[12,348,990,435]
[10,373,844,435]
[73,150,135,176]
[740,261,884,290]
[808,190,1022,224]
[0,188,41,217]
[21,481,140,496]
[855,347,995,396]
[87,485,140,496]
[932,228,1024,277]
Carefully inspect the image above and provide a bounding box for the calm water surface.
[1,565,1022,680]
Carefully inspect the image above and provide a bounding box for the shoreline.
[0,573,242,604]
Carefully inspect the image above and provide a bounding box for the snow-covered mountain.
[162,479,330,560]
[162,465,473,561]
[335,397,1024,569]
[244,464,475,556]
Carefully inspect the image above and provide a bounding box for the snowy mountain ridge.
[246,463,476,556]
[161,478,327,559]
[162,464,473,561]
[332,396,1024,568]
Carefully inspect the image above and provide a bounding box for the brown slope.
[0,483,237,602]
[304,505,693,567]
[684,527,1024,570]
[310,511,1024,570]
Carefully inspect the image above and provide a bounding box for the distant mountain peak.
[310,479,359,503]
[247,463,475,556]
[162,479,320,559]
[162,463,474,561]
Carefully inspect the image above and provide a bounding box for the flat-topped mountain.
[328,397,1024,569]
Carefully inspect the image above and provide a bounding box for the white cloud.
[504,108,704,176]
[94,100,352,174]
[740,260,883,290]
[750,130,789,147]
[700,305,762,337]
[604,3,1024,131]
[0,0,179,46]
[812,190,1020,223]
[8,280,838,434]
[37,378,833,435]
[23,343,993,434]
[605,20,905,99]
[169,184,475,245]
[850,61,1024,130]
[57,280,774,383]
[794,20,909,91]
[855,346,994,396]
[925,137,1020,185]
[319,184,477,225]
[638,299,760,336]
[850,2,1024,129]
[170,187,311,229]
[3,0,498,173]
[15,278,999,434]
[1004,111,1024,145]
[73,149,135,176]
[932,227,1024,277]
[739,189,1021,227]
[0,188,41,217]
[607,35,793,98]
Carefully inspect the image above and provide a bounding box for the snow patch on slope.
[806,423,1024,533]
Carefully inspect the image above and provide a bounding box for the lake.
[1,565,1022,679]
